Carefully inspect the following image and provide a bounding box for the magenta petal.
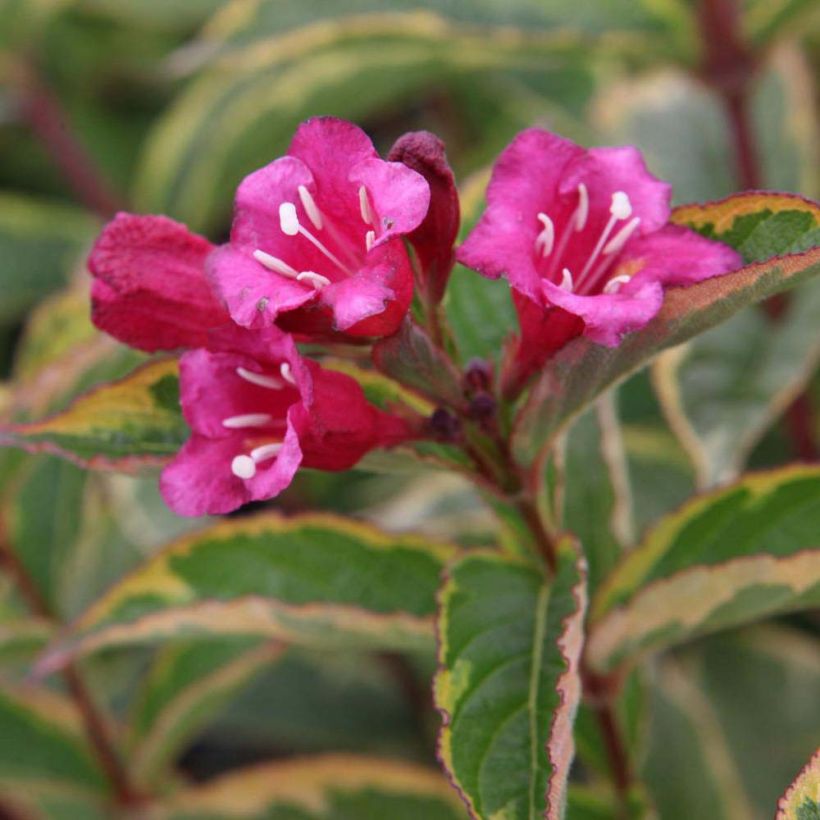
[230,156,313,253]
[542,277,664,347]
[321,266,396,332]
[88,213,225,351]
[622,224,742,287]
[560,146,672,236]
[457,128,584,301]
[287,117,377,195]
[159,424,302,517]
[349,157,430,245]
[207,245,316,329]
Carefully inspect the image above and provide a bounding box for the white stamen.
[535,213,554,257]
[559,267,574,292]
[250,443,283,463]
[231,454,256,479]
[236,367,283,390]
[574,183,589,231]
[298,185,323,230]
[253,249,298,279]
[279,202,300,236]
[603,274,632,294]
[280,362,296,385]
[610,191,632,221]
[222,413,273,429]
[603,217,641,256]
[365,230,376,252]
[297,271,331,289]
[359,185,373,225]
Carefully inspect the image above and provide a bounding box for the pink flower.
[160,325,415,516]
[457,129,741,387]
[208,117,431,339]
[88,213,228,352]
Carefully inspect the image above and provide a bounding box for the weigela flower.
[457,129,741,385]
[208,117,430,339]
[88,213,226,352]
[160,325,414,516]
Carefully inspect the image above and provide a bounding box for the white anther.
[253,249,298,278]
[231,454,257,479]
[222,413,273,429]
[535,213,554,257]
[280,362,296,385]
[574,183,589,231]
[236,367,283,390]
[250,443,283,463]
[297,271,331,289]
[298,185,323,230]
[279,202,300,236]
[359,185,373,225]
[365,230,376,252]
[559,268,574,292]
[603,217,641,256]
[610,191,632,221]
[603,274,632,294]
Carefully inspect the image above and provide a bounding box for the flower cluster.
[89,118,739,515]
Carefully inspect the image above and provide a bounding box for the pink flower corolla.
[457,129,741,383]
[88,212,226,352]
[208,117,431,339]
[161,325,414,516]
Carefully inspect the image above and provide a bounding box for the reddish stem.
[14,61,124,218]
[698,0,817,461]
[0,525,142,806]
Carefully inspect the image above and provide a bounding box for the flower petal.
[620,224,742,287]
[349,157,430,246]
[207,244,317,329]
[88,213,225,351]
[542,276,664,347]
[457,128,584,301]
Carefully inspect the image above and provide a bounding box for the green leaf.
[126,637,281,788]
[587,464,820,672]
[1,358,188,469]
[651,277,820,487]
[777,747,820,820]
[0,685,107,795]
[513,192,820,465]
[0,195,97,327]
[688,625,820,816]
[39,512,459,670]
[435,541,587,819]
[153,754,468,819]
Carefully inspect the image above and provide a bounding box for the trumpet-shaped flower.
[208,117,430,339]
[457,129,741,384]
[160,326,414,516]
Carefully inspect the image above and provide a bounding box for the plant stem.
[698,0,817,461]
[14,60,124,219]
[515,493,557,572]
[0,524,142,806]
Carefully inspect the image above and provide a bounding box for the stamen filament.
[559,268,574,292]
[236,367,283,389]
[250,443,283,463]
[298,185,323,230]
[253,250,298,279]
[359,185,373,225]
[280,362,296,385]
[279,201,351,273]
[297,271,331,289]
[574,183,589,231]
[575,191,632,289]
[535,213,554,257]
[223,413,273,429]
[603,274,632,294]
[603,217,641,256]
[231,455,256,479]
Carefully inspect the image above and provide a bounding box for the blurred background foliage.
[0,0,818,817]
